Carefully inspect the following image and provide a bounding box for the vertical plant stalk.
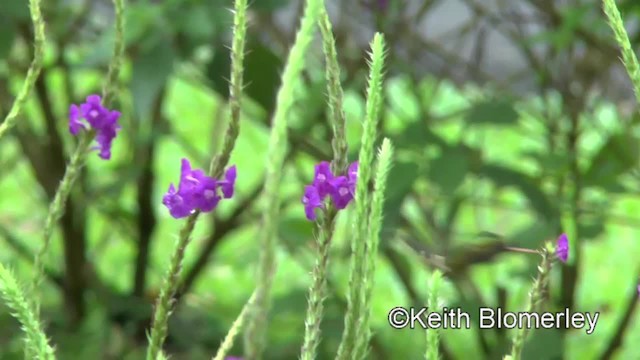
[209,0,248,179]
[242,0,322,359]
[212,291,257,360]
[602,0,640,104]
[0,0,46,140]
[146,215,198,360]
[146,0,248,358]
[29,0,126,294]
[299,4,348,359]
[0,263,55,359]
[509,245,552,360]
[354,138,394,360]
[425,270,443,360]
[336,33,386,360]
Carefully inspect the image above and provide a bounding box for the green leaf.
[476,164,558,222]
[0,0,29,20]
[394,120,448,150]
[583,133,639,189]
[277,217,313,254]
[428,144,470,195]
[0,19,15,61]
[208,40,283,114]
[382,160,420,230]
[508,221,556,249]
[251,0,291,12]
[521,328,564,359]
[130,39,176,120]
[465,99,519,126]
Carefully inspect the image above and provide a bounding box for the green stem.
[336,33,387,360]
[354,138,394,360]
[242,0,322,358]
[0,0,46,141]
[0,263,56,359]
[212,290,257,360]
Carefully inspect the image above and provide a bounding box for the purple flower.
[555,233,569,262]
[68,95,121,159]
[312,161,335,197]
[302,185,323,221]
[301,160,360,220]
[225,357,242,360]
[637,284,640,297]
[329,176,354,210]
[162,158,236,219]
[218,165,237,199]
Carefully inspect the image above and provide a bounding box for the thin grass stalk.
[336,33,386,360]
[299,3,348,359]
[353,138,393,360]
[242,0,322,358]
[425,271,443,360]
[509,245,552,360]
[212,290,257,360]
[29,0,126,294]
[146,0,248,358]
[0,263,55,359]
[602,0,640,104]
[0,0,46,140]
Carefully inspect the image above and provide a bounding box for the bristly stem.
[299,207,337,360]
[0,263,56,359]
[509,245,553,360]
[354,138,394,360]
[425,270,443,360]
[212,290,257,360]
[242,0,322,358]
[318,3,348,175]
[336,33,387,360]
[146,214,199,360]
[602,0,640,104]
[146,0,248,357]
[209,0,248,179]
[0,0,46,141]
[299,4,348,359]
[29,0,126,294]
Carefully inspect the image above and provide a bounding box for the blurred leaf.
[508,221,555,249]
[0,0,29,20]
[130,39,175,120]
[0,20,15,60]
[522,328,564,360]
[395,120,448,150]
[208,40,283,113]
[382,160,420,230]
[428,145,470,195]
[277,217,313,253]
[252,0,292,12]
[476,164,558,222]
[465,99,519,126]
[522,151,569,175]
[583,133,639,189]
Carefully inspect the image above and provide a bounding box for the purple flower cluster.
[555,233,569,263]
[69,95,121,160]
[301,161,358,221]
[162,158,236,218]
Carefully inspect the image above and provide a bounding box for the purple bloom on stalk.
[301,160,360,221]
[302,185,323,221]
[162,158,236,219]
[218,165,237,198]
[312,161,335,197]
[555,233,569,262]
[329,176,354,210]
[68,94,121,159]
